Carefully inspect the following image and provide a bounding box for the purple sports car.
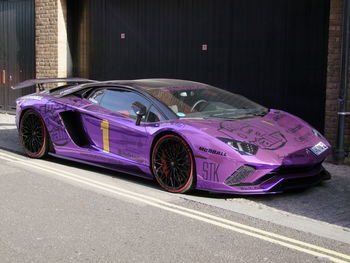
[13,78,331,194]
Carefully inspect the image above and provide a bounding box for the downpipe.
[334,0,350,164]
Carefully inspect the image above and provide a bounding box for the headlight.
[217,137,258,155]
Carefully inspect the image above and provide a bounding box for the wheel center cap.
[170,161,175,167]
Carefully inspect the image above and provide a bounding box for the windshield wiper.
[211,110,268,119]
[250,110,269,117]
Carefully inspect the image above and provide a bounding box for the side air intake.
[224,165,256,186]
[59,111,90,147]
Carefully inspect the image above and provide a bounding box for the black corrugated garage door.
[0,0,35,112]
[68,0,330,132]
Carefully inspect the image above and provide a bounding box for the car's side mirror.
[131,101,147,126]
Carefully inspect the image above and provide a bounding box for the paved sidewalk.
[1,113,349,229]
[0,113,20,152]
[243,162,350,229]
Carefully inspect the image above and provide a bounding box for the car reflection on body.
[13,78,331,194]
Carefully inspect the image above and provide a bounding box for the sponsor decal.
[41,103,67,114]
[286,124,303,134]
[40,103,70,146]
[219,122,287,150]
[251,131,287,150]
[295,132,312,143]
[272,113,285,121]
[199,146,227,156]
[202,162,219,182]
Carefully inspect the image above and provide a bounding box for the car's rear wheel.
[19,109,49,158]
[151,134,195,193]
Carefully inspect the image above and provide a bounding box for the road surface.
[0,113,349,262]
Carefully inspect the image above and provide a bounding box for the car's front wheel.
[19,109,49,158]
[151,134,195,193]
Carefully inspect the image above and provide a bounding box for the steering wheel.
[191,99,208,112]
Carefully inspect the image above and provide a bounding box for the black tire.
[19,109,49,158]
[151,134,195,193]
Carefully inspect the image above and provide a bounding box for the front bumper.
[198,163,331,195]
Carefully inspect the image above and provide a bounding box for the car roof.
[103,78,211,90]
[48,78,213,98]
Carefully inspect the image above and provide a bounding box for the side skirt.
[48,152,153,181]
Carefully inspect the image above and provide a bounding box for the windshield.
[146,86,268,119]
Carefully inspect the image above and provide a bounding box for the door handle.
[1,70,5,84]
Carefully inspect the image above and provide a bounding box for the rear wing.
[11,78,96,91]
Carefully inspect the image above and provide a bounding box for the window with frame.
[90,89,165,122]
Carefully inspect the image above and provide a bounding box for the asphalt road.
[1,113,350,263]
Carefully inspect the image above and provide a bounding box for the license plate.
[310,142,328,156]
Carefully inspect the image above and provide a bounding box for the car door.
[81,88,162,165]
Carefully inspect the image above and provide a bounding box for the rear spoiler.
[11,78,96,91]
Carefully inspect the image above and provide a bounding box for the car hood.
[178,110,330,166]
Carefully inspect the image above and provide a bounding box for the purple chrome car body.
[14,78,331,194]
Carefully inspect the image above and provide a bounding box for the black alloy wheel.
[152,134,195,193]
[20,109,49,158]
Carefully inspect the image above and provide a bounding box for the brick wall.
[35,0,58,78]
[35,0,69,79]
[326,0,350,163]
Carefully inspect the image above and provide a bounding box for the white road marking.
[182,195,350,245]
[0,155,18,162]
[0,125,16,130]
[0,151,349,263]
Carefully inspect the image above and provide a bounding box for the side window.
[99,89,151,119]
[146,106,166,123]
[89,89,105,104]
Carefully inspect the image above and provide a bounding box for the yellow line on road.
[0,151,349,263]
